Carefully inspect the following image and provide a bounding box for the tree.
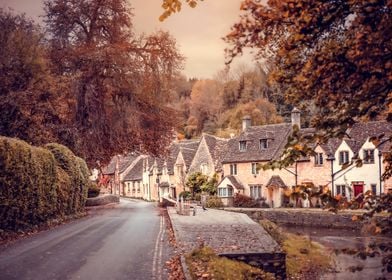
[225,0,391,165]
[186,172,208,195]
[0,9,65,146]
[44,0,184,165]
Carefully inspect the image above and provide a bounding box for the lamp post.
[378,150,382,196]
[330,156,335,197]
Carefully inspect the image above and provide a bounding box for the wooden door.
[353,184,364,197]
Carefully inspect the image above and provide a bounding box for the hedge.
[0,137,90,231]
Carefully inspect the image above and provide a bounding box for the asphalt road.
[0,199,171,280]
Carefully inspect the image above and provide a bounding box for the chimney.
[291,107,301,128]
[242,115,251,131]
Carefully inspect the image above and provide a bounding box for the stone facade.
[297,145,332,188]
[222,162,296,207]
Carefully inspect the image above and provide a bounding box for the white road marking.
[152,216,164,279]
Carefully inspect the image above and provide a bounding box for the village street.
[0,199,171,280]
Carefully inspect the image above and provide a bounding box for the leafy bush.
[206,196,223,208]
[186,172,208,194]
[0,136,89,232]
[179,191,191,200]
[88,183,100,198]
[233,193,261,208]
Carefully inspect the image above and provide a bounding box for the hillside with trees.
[170,65,285,139]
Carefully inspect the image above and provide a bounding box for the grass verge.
[185,246,275,280]
[260,219,332,279]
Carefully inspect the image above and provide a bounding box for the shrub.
[179,191,191,200]
[88,183,100,198]
[233,193,260,208]
[0,136,90,232]
[206,196,223,208]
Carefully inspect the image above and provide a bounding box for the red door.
[353,184,364,197]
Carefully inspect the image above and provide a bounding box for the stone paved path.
[167,207,281,255]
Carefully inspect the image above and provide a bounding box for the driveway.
[0,199,171,280]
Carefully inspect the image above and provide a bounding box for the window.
[336,185,346,196]
[249,185,262,199]
[230,164,237,175]
[218,186,233,197]
[339,151,349,165]
[251,163,259,175]
[137,181,140,193]
[176,164,183,175]
[127,182,130,192]
[132,181,135,192]
[371,184,377,195]
[239,141,247,151]
[314,153,323,166]
[200,163,208,175]
[363,149,375,164]
[260,139,268,149]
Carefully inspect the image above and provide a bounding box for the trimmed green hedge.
[0,137,90,231]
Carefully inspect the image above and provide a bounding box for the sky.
[1,0,254,79]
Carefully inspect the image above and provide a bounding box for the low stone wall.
[85,194,120,207]
[225,208,368,230]
[167,207,286,279]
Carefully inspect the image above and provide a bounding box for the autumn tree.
[0,9,64,145]
[44,0,184,165]
[225,0,391,163]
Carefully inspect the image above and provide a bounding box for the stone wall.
[226,208,367,230]
[85,194,120,206]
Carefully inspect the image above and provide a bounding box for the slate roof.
[266,175,287,188]
[346,121,392,153]
[180,147,198,170]
[203,134,229,171]
[123,157,144,181]
[102,153,139,175]
[222,123,292,163]
[148,139,199,175]
[223,175,245,190]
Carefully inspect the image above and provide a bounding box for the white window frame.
[230,164,237,175]
[363,149,375,164]
[259,139,268,150]
[314,153,323,166]
[249,185,262,199]
[339,151,349,165]
[251,163,259,175]
[239,141,247,151]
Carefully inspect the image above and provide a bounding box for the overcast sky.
[1,0,254,79]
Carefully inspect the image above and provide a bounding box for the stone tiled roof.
[168,140,199,174]
[225,175,245,190]
[346,121,392,153]
[149,139,199,175]
[266,175,287,188]
[203,134,229,171]
[222,123,292,163]
[123,157,144,181]
[102,153,139,175]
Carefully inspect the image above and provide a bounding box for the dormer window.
[239,140,247,151]
[314,153,323,166]
[339,151,349,165]
[260,139,268,150]
[363,149,375,164]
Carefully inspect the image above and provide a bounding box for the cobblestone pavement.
[167,207,281,254]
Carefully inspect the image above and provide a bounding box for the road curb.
[166,207,192,280]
